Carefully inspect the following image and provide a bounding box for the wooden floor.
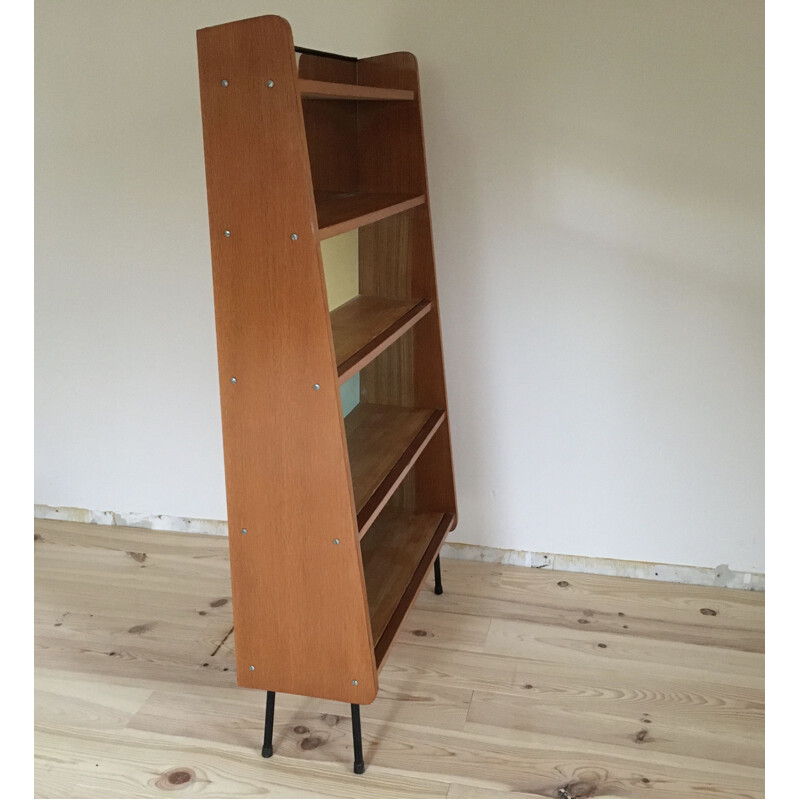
[34,519,764,799]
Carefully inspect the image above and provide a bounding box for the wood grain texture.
[299,79,414,101]
[34,519,764,799]
[361,511,453,645]
[297,42,458,660]
[345,403,445,536]
[199,18,459,711]
[331,295,431,384]
[413,558,765,653]
[315,192,426,239]
[197,15,376,704]
[299,57,358,194]
[344,403,444,536]
[356,54,457,522]
[372,512,456,669]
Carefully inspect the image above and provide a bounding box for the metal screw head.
[313,383,320,391]
[224,229,231,237]
[266,79,275,88]
[241,528,247,535]
[221,79,229,87]
[352,680,358,686]
[230,377,237,384]
[249,665,255,671]
[290,233,298,241]
[333,538,340,545]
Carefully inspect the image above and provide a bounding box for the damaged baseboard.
[34,504,229,537]
[34,503,763,591]
[438,542,763,591]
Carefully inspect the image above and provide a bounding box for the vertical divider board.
[198,14,458,707]
[197,15,377,705]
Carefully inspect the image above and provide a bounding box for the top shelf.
[298,79,414,101]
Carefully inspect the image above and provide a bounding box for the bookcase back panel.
[299,54,358,195]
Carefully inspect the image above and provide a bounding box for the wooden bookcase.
[197,14,457,771]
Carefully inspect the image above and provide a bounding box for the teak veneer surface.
[331,295,431,383]
[367,511,456,668]
[315,192,426,239]
[197,13,458,711]
[197,15,377,705]
[299,78,414,101]
[344,403,445,537]
[361,511,453,643]
[354,52,458,521]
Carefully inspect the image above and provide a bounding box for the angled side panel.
[197,15,377,704]
[357,53,458,526]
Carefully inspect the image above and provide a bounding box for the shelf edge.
[299,78,414,101]
[374,511,456,669]
[356,409,445,538]
[337,299,432,385]
[317,195,426,240]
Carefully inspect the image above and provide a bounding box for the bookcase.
[197,14,457,773]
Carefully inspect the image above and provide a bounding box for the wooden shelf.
[299,78,414,101]
[362,510,456,667]
[331,295,431,384]
[315,192,426,239]
[345,403,445,537]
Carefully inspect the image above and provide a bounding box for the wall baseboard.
[34,504,229,537]
[34,504,763,591]
[438,542,763,591]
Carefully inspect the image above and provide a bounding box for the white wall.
[35,0,764,573]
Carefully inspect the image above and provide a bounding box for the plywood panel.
[345,403,444,535]
[361,511,447,643]
[197,15,376,704]
[298,52,358,194]
[316,192,425,239]
[299,80,414,101]
[331,295,430,383]
[197,17,458,711]
[357,55,457,521]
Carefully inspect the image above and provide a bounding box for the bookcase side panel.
[197,15,377,705]
[357,53,458,524]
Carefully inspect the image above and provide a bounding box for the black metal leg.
[262,691,276,758]
[351,703,365,774]
[434,555,443,595]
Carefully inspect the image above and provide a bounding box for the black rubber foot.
[261,745,273,758]
[434,585,443,595]
[354,761,366,774]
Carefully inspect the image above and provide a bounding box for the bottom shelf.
[361,510,456,668]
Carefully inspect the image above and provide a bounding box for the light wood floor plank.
[34,519,764,799]
[35,725,448,799]
[128,680,473,744]
[384,642,763,715]
[429,559,763,628]
[467,690,763,767]
[124,698,763,799]
[448,721,763,799]
[415,568,763,653]
[35,677,152,732]
[447,784,548,799]
[481,617,763,685]
[390,607,493,651]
